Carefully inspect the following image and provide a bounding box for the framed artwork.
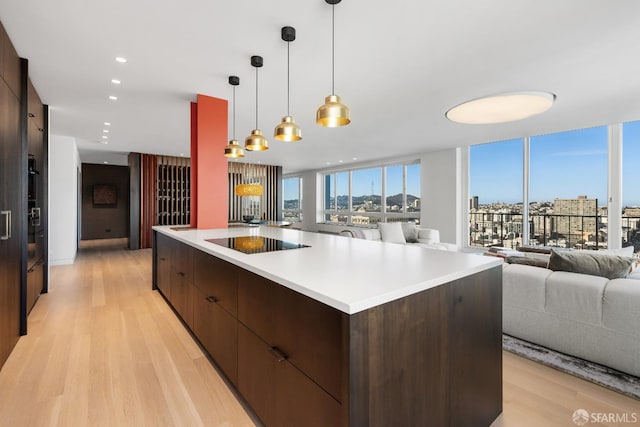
[93,184,117,207]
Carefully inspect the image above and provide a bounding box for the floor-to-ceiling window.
[468,125,614,250]
[323,161,420,225]
[283,176,303,222]
[529,126,608,249]
[623,121,640,253]
[469,139,523,248]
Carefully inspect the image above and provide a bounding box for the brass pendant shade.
[235,183,264,196]
[224,139,244,158]
[317,95,350,127]
[245,129,269,151]
[317,0,350,127]
[224,76,244,158]
[274,116,302,141]
[246,55,269,151]
[274,26,302,142]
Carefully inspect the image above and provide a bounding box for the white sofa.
[339,226,457,251]
[503,263,640,377]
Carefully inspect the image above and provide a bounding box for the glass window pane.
[352,168,382,213]
[469,139,523,248]
[385,165,403,212]
[336,172,349,212]
[324,174,335,211]
[407,163,421,213]
[283,177,301,222]
[623,121,640,254]
[530,126,607,250]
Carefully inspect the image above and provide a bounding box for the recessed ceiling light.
[104,122,111,126]
[111,79,121,84]
[180,153,185,157]
[102,136,108,139]
[103,129,109,133]
[115,57,127,63]
[109,96,118,100]
[98,140,109,145]
[338,160,343,163]
[352,157,358,161]
[445,91,555,125]
[103,161,109,164]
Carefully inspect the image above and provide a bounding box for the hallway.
[0,239,254,426]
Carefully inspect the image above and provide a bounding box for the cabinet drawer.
[238,270,276,345]
[193,287,238,385]
[237,324,343,427]
[171,240,193,282]
[170,275,194,329]
[276,286,346,403]
[238,324,277,427]
[193,250,238,317]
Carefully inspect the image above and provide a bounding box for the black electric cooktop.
[206,236,310,254]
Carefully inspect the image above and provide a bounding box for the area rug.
[502,334,640,400]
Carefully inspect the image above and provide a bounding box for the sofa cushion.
[545,271,608,325]
[378,222,406,244]
[602,278,640,339]
[361,229,381,241]
[548,250,633,280]
[502,264,551,311]
[400,222,419,243]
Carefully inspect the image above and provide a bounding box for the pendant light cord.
[287,41,291,116]
[255,67,259,128]
[232,85,236,140]
[331,4,335,95]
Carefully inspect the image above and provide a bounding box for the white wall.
[300,170,321,232]
[420,148,462,246]
[49,135,79,265]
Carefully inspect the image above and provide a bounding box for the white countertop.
[153,225,502,315]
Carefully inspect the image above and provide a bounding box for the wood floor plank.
[0,238,638,426]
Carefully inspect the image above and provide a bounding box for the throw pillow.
[378,222,406,244]
[400,222,419,243]
[547,250,634,280]
[506,256,549,269]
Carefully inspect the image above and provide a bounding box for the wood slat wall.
[228,162,280,222]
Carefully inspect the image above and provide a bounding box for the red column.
[190,94,228,229]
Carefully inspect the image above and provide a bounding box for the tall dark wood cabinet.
[0,20,48,370]
[0,21,24,368]
[25,77,46,315]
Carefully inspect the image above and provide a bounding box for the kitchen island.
[152,225,503,427]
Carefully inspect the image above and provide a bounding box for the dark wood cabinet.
[153,231,502,427]
[155,233,172,297]
[26,78,46,315]
[0,22,23,368]
[194,286,238,385]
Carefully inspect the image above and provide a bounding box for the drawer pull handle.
[177,272,185,277]
[270,347,287,362]
[206,296,218,303]
[160,257,166,261]
[1,210,11,240]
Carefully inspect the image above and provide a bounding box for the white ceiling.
[2,0,640,173]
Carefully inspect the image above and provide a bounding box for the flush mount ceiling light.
[445,91,556,124]
[316,0,350,127]
[274,26,302,142]
[224,76,245,158]
[245,56,269,151]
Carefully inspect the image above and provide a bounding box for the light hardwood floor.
[0,239,638,426]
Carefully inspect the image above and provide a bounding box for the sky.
[470,122,640,207]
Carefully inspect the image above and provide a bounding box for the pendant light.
[274,26,302,142]
[316,0,350,127]
[245,55,269,151]
[224,76,244,158]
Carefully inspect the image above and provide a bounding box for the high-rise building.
[470,196,479,210]
[553,196,598,244]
